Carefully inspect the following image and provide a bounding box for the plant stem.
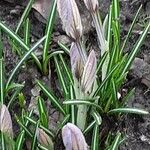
[92,12,109,80]
[77,105,88,131]
[76,40,87,64]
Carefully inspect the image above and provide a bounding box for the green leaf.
[94,64,119,96]
[18,92,26,108]
[15,115,33,138]
[15,0,34,34]
[7,85,24,109]
[122,22,150,75]
[5,36,46,90]
[111,132,121,150]
[31,121,39,150]
[54,56,69,99]
[63,100,103,112]
[96,52,108,74]
[121,4,142,53]
[107,5,113,48]
[0,58,4,104]
[0,21,42,70]
[0,29,3,58]
[58,41,70,54]
[38,97,48,128]
[120,88,135,107]
[83,120,96,134]
[37,80,66,115]
[56,114,70,135]
[43,0,57,65]
[91,110,102,125]
[24,18,30,46]
[70,85,75,124]
[108,108,149,115]
[15,131,25,149]
[15,110,33,150]
[91,123,99,150]
[25,116,54,138]
[59,54,73,85]
[3,133,15,150]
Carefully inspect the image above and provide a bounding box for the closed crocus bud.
[57,0,83,40]
[81,50,97,94]
[83,0,99,13]
[70,42,84,81]
[62,123,88,150]
[0,104,13,138]
[36,128,54,149]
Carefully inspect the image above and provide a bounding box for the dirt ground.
[0,0,150,150]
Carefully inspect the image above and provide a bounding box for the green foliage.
[0,0,149,149]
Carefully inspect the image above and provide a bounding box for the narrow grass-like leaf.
[5,83,24,94]
[111,132,121,150]
[43,0,57,66]
[122,23,150,75]
[0,22,42,70]
[15,0,34,34]
[112,0,120,35]
[96,52,108,74]
[106,44,117,74]
[63,100,103,112]
[38,97,48,128]
[25,116,54,138]
[112,20,119,61]
[7,85,24,109]
[38,144,49,150]
[83,120,96,134]
[43,50,64,73]
[1,133,5,150]
[108,108,149,115]
[121,4,142,53]
[70,85,75,124]
[0,58,4,104]
[107,5,112,48]
[91,123,99,150]
[111,78,118,107]
[91,110,102,125]
[56,114,70,135]
[15,115,33,138]
[37,80,66,115]
[54,56,69,98]
[24,18,30,46]
[0,29,3,58]
[31,122,39,150]
[16,110,33,150]
[15,131,25,149]
[58,41,70,54]
[94,64,119,96]
[6,36,46,90]
[120,88,135,107]
[59,54,73,85]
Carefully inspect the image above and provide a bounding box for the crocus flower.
[57,0,83,41]
[62,123,88,150]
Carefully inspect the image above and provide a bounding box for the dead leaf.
[32,0,52,20]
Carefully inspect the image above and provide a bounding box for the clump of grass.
[0,0,150,149]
